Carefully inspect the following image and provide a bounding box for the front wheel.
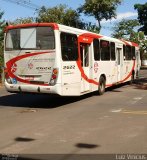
[98,76,106,95]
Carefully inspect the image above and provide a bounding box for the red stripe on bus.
[6,51,53,86]
[5,23,59,32]
[131,42,139,47]
[76,33,103,85]
[80,33,103,40]
[106,60,136,87]
[77,34,136,88]
[76,60,99,85]
[119,60,136,83]
[76,60,135,87]
[120,39,139,47]
[120,39,131,46]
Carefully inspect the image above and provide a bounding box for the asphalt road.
[0,69,147,159]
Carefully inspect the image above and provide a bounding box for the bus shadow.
[0,92,94,109]
[0,83,128,109]
[0,83,129,109]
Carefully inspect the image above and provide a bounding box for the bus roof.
[5,22,139,48]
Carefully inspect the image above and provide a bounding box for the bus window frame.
[100,40,110,61]
[60,32,78,61]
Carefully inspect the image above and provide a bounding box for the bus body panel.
[4,23,141,96]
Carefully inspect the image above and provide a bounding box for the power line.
[1,0,40,10]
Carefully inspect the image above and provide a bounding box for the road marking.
[122,110,147,115]
[110,107,147,115]
[133,97,142,100]
[111,109,122,113]
[111,109,147,115]
[130,96,143,104]
[19,109,37,113]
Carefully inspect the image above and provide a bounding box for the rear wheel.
[98,76,106,95]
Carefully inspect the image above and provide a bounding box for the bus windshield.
[5,26,55,50]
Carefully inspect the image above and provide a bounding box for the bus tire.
[98,76,106,95]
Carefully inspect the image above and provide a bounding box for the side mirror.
[133,56,136,60]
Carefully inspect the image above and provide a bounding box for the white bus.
[4,23,141,96]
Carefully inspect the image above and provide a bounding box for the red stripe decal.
[131,42,139,47]
[76,60,99,85]
[77,34,136,88]
[5,23,59,32]
[120,39,139,47]
[6,51,52,86]
[120,39,131,46]
[76,33,102,85]
[77,60,135,87]
[119,60,136,83]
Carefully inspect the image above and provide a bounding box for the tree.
[12,17,34,25]
[78,0,122,31]
[0,10,5,78]
[112,18,147,60]
[138,32,147,60]
[134,3,147,35]
[112,19,140,41]
[83,22,100,33]
[36,5,85,29]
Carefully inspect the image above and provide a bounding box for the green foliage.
[78,0,122,31]
[134,3,147,35]
[112,19,140,40]
[84,22,100,33]
[0,10,5,76]
[112,18,147,60]
[36,5,85,29]
[12,17,34,25]
[138,32,147,60]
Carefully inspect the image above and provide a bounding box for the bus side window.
[126,45,132,60]
[132,46,135,59]
[123,45,126,60]
[84,44,89,67]
[100,40,110,61]
[60,32,78,61]
[110,42,115,60]
[93,39,100,61]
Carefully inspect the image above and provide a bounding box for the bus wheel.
[98,76,106,95]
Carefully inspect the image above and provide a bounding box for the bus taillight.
[49,68,58,86]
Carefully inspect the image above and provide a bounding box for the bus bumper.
[4,81,62,95]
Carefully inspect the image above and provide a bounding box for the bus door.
[80,43,90,92]
[116,48,123,82]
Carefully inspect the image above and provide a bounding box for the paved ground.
[0,69,147,160]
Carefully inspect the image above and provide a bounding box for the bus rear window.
[5,27,55,50]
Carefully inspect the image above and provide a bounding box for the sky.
[0,0,147,36]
